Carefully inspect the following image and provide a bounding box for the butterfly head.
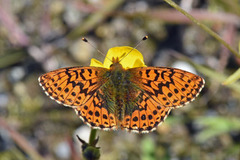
[90,46,147,69]
[109,57,124,70]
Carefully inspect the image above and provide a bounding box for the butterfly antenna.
[119,35,148,62]
[82,37,112,62]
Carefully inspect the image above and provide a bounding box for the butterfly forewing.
[38,67,109,107]
[129,67,205,109]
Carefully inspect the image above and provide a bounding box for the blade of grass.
[0,51,27,69]
[223,68,240,85]
[164,0,240,58]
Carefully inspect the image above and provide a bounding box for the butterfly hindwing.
[121,91,171,133]
[74,89,117,130]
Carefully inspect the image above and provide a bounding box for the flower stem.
[77,128,100,160]
[89,129,98,145]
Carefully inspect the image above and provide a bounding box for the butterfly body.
[105,57,138,121]
[39,46,204,133]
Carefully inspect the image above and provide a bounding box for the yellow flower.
[90,46,146,68]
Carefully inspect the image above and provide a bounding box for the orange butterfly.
[39,39,204,133]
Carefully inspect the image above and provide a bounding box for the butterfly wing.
[120,91,172,133]
[39,67,117,130]
[120,67,204,133]
[129,67,205,108]
[74,88,118,130]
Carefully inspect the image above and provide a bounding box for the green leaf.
[195,116,240,142]
[141,137,156,160]
[223,68,240,85]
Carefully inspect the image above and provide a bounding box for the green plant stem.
[89,129,97,145]
[164,0,240,58]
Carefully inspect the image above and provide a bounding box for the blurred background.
[0,0,240,160]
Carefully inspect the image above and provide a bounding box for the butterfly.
[39,42,204,133]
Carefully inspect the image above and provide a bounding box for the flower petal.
[90,46,146,68]
[103,46,146,68]
[90,58,104,67]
